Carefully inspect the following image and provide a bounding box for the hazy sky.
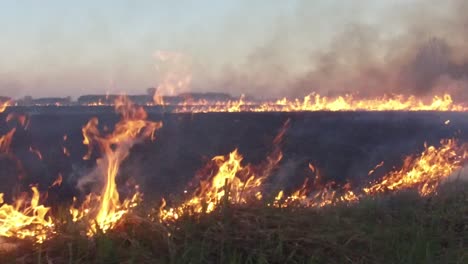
[0,0,449,98]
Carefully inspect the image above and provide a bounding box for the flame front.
[71,96,162,235]
[173,93,467,113]
[274,139,468,208]
[363,139,467,196]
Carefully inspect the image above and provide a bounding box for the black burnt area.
[0,107,467,205]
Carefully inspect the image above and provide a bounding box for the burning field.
[0,95,466,263]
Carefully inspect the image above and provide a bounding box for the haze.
[0,0,467,100]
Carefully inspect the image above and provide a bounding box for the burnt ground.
[0,106,467,206]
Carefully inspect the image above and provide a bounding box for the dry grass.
[0,182,467,264]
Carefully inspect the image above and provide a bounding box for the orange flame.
[71,95,162,235]
[159,120,288,222]
[172,93,467,113]
[50,174,63,188]
[275,139,468,209]
[0,101,10,113]
[0,127,54,243]
[29,146,43,160]
[159,148,277,222]
[0,129,16,153]
[363,139,467,196]
[0,187,54,243]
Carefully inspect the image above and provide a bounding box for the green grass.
[1,182,467,264]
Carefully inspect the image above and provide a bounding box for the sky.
[0,0,462,99]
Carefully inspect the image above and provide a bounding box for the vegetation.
[1,182,467,264]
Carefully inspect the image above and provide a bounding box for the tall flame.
[71,96,162,235]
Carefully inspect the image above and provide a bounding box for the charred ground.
[0,107,466,205]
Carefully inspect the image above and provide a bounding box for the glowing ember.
[71,95,162,235]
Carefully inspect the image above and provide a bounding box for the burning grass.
[172,93,468,113]
[1,94,467,263]
[0,181,466,264]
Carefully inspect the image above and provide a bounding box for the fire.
[0,101,10,113]
[275,139,467,209]
[272,171,359,209]
[0,126,54,243]
[363,139,468,196]
[173,94,255,113]
[159,149,277,222]
[29,146,43,160]
[159,116,467,222]
[0,187,54,243]
[172,93,468,113]
[71,95,162,235]
[159,120,287,222]
[50,174,63,188]
[0,129,16,153]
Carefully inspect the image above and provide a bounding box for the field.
[1,182,467,264]
[0,107,467,263]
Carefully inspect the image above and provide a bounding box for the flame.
[71,95,162,235]
[159,149,277,222]
[0,129,16,153]
[0,187,54,243]
[160,123,467,220]
[368,161,384,176]
[363,139,467,196]
[173,94,254,113]
[29,146,43,160]
[6,113,29,129]
[159,120,287,222]
[275,139,468,209]
[0,127,54,243]
[50,174,63,188]
[273,176,359,209]
[172,93,468,113]
[0,101,10,113]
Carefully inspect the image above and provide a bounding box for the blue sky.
[0,0,438,98]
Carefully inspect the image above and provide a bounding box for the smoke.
[193,0,468,100]
[2,1,468,99]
